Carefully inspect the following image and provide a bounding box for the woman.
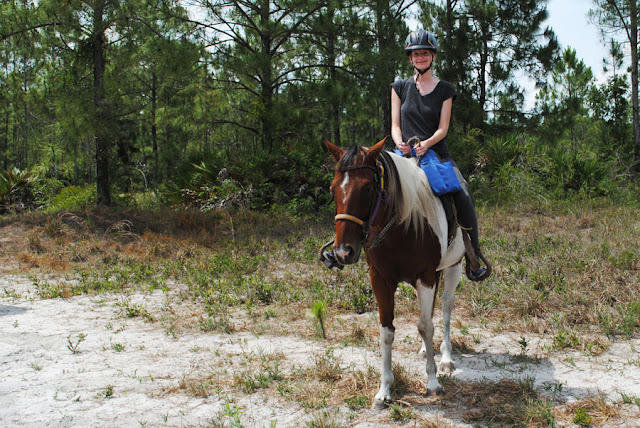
[390,29,490,281]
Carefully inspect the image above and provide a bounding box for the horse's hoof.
[372,398,389,410]
[439,361,455,374]
[426,386,444,397]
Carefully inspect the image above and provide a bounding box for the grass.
[1,200,640,425]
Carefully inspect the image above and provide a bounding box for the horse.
[323,137,466,408]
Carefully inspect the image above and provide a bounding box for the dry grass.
[1,201,640,426]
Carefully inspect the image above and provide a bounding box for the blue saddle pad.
[394,148,462,196]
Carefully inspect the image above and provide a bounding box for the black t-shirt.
[391,78,457,160]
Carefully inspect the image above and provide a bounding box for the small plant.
[345,394,369,410]
[311,300,327,339]
[518,336,528,354]
[29,361,43,371]
[573,407,592,427]
[221,398,244,428]
[620,392,640,409]
[389,403,414,421]
[117,298,154,323]
[306,409,340,427]
[67,333,86,354]
[525,398,555,427]
[104,385,114,398]
[112,343,125,352]
[313,348,343,381]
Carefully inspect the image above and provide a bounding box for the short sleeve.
[440,81,457,103]
[391,79,407,99]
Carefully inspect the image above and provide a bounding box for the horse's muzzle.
[334,242,361,265]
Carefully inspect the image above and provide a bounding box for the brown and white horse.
[324,137,465,408]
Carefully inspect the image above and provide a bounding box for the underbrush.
[2,199,639,342]
[1,199,639,426]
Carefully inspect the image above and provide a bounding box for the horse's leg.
[440,262,462,374]
[370,268,396,409]
[416,277,443,396]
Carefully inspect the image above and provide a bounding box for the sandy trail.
[2,275,640,427]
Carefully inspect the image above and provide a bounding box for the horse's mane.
[337,145,443,237]
[383,151,443,237]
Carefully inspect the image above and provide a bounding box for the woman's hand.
[396,142,411,155]
[415,140,429,157]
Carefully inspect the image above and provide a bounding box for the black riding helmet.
[404,30,437,74]
[404,30,438,55]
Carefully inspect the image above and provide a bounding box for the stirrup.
[462,233,492,282]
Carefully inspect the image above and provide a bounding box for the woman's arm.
[415,97,453,157]
[391,87,411,155]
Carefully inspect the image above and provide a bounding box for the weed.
[234,359,282,394]
[525,398,556,427]
[517,336,528,354]
[29,361,42,371]
[311,300,327,339]
[389,403,414,421]
[344,394,369,410]
[306,409,340,428]
[117,298,154,322]
[619,392,640,409]
[294,381,331,409]
[313,349,343,382]
[112,343,125,352]
[104,385,114,398]
[67,333,86,354]
[573,407,592,427]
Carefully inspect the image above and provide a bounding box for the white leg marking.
[374,326,395,406]
[416,279,442,395]
[440,263,462,374]
[340,172,349,205]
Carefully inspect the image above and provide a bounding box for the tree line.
[0,0,638,211]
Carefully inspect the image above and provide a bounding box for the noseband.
[335,162,387,245]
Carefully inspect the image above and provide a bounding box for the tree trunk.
[93,1,111,206]
[326,3,341,146]
[630,0,640,162]
[2,107,8,170]
[152,71,158,182]
[375,0,392,137]
[445,0,454,72]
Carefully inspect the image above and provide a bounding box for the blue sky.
[545,0,614,83]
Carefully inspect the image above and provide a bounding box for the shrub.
[0,168,40,213]
[48,185,96,212]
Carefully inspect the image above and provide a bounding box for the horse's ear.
[323,138,343,162]
[366,136,388,161]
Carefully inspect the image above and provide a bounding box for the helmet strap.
[415,64,431,75]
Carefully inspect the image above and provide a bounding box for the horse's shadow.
[0,304,28,317]
[390,345,607,424]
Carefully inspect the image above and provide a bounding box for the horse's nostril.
[335,245,352,261]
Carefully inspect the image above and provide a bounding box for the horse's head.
[325,137,387,266]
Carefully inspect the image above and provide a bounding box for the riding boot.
[451,166,491,281]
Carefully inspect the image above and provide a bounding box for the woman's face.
[410,49,434,69]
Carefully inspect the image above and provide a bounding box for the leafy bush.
[549,150,613,196]
[176,144,333,214]
[0,168,41,213]
[48,185,96,212]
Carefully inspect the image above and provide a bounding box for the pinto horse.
[324,137,465,408]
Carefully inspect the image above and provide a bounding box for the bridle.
[334,161,387,246]
[319,150,397,267]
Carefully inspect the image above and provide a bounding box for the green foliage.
[573,407,592,427]
[0,168,41,213]
[48,186,96,212]
[311,300,328,339]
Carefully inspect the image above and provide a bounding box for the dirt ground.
[2,274,640,427]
